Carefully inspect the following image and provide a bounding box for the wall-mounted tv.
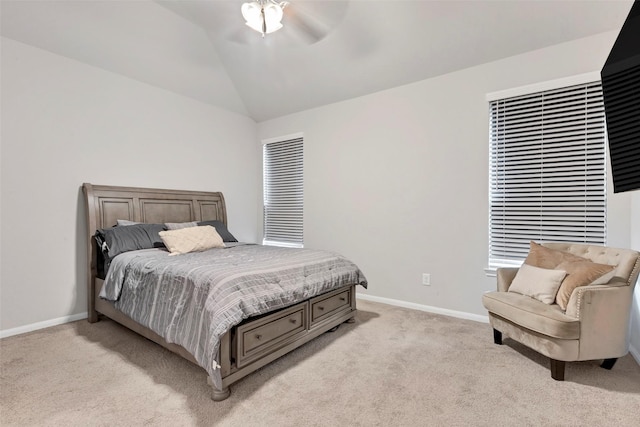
[601,0,640,193]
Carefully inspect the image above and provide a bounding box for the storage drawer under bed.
[310,287,352,327]
[233,286,355,369]
[235,302,308,368]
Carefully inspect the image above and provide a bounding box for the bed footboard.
[216,285,357,399]
[93,281,357,401]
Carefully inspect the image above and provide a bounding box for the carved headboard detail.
[82,183,228,321]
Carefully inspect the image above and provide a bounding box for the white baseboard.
[0,312,88,339]
[0,296,488,340]
[356,294,640,366]
[4,302,637,366]
[356,293,490,324]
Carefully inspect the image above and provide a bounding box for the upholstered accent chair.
[482,242,640,380]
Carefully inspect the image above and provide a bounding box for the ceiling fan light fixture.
[241,1,285,37]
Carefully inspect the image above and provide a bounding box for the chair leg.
[493,328,502,345]
[550,359,565,381]
[601,358,617,370]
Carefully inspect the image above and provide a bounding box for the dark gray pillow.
[95,223,166,262]
[197,220,238,242]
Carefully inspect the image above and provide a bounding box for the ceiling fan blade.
[283,1,348,44]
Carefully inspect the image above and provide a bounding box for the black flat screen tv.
[601,0,640,193]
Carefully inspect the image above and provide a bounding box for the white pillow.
[508,264,567,304]
[165,221,198,230]
[159,225,225,256]
[116,219,141,226]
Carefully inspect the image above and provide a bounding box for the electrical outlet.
[422,273,431,286]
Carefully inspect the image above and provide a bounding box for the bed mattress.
[101,244,368,388]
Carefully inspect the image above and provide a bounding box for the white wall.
[3,29,638,347]
[0,38,260,332]
[630,193,640,358]
[257,30,635,323]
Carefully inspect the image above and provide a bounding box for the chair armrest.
[496,267,519,292]
[565,282,630,318]
[565,283,634,360]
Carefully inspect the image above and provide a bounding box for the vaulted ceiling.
[1,0,634,122]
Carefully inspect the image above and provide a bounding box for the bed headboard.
[82,183,228,321]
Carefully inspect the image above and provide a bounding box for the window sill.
[263,240,304,249]
[484,267,497,277]
[485,261,523,277]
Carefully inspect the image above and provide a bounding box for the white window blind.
[489,81,607,268]
[263,136,304,247]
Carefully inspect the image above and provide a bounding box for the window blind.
[489,81,607,267]
[263,136,304,247]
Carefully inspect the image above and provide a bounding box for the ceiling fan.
[156,0,348,46]
[237,0,348,44]
[241,1,288,37]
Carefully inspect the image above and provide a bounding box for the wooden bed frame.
[83,183,357,401]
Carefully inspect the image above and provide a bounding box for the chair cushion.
[482,291,580,339]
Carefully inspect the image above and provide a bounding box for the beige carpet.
[1,299,639,426]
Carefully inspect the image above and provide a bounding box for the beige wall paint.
[0,37,260,332]
[257,31,635,323]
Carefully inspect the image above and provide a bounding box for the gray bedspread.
[100,244,367,389]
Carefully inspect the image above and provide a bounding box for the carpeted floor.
[1,299,639,426]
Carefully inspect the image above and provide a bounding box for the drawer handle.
[289,318,297,324]
[255,334,262,340]
[318,306,325,311]
[339,297,346,301]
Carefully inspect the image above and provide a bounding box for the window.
[263,134,304,247]
[488,80,607,269]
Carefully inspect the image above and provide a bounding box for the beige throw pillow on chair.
[508,264,567,304]
[521,241,616,310]
[554,260,615,310]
